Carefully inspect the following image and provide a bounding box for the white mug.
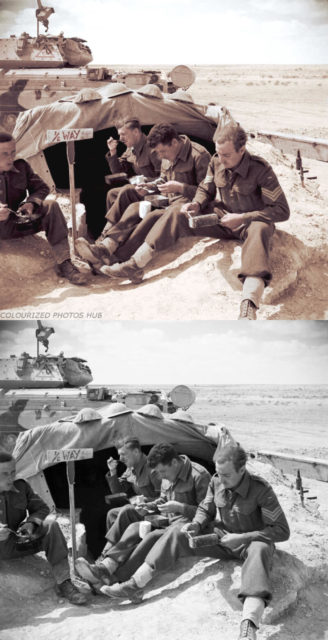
[139,520,152,539]
[139,200,152,219]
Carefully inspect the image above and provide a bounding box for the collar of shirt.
[170,135,191,168]
[131,133,147,158]
[131,452,147,478]
[216,470,250,499]
[169,454,191,488]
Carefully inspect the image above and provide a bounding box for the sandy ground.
[1,64,328,320]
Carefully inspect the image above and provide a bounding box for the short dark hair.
[213,444,247,471]
[147,123,179,148]
[0,451,14,464]
[117,436,141,452]
[0,132,14,144]
[117,117,141,131]
[214,123,247,151]
[147,443,179,468]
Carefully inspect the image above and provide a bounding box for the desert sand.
[1,64,328,320]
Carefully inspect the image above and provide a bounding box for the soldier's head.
[148,123,182,162]
[0,133,16,172]
[214,123,247,169]
[213,444,247,489]
[147,442,182,482]
[117,117,142,148]
[116,436,142,468]
[0,451,16,492]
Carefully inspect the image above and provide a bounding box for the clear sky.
[0,0,327,64]
[0,320,327,385]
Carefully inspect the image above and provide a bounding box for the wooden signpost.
[46,128,94,253]
[47,448,94,574]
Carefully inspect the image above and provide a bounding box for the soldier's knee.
[247,540,272,559]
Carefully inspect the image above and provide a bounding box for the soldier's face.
[215,140,245,169]
[153,139,180,162]
[0,460,16,492]
[0,140,16,172]
[118,125,140,148]
[118,445,138,468]
[155,458,179,482]
[215,460,245,489]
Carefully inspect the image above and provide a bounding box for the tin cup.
[139,200,152,219]
[139,520,152,539]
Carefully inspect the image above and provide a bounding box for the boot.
[238,620,257,639]
[75,557,113,588]
[238,299,257,320]
[100,578,144,604]
[75,237,112,268]
[56,259,88,285]
[100,242,154,283]
[56,578,87,605]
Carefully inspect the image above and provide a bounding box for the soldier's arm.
[24,161,49,207]
[24,481,50,527]
[180,150,211,200]
[106,149,134,176]
[192,158,217,210]
[178,467,211,520]
[191,477,217,529]
[242,164,290,224]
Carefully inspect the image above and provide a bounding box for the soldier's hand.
[107,457,118,474]
[18,202,34,215]
[0,203,10,221]
[220,213,245,230]
[180,202,200,215]
[220,532,246,549]
[157,500,183,514]
[181,522,201,535]
[17,522,35,537]
[135,186,149,197]
[158,181,183,195]
[0,524,10,541]
[107,137,118,155]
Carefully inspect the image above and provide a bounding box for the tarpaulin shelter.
[12,402,216,510]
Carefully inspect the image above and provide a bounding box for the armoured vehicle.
[0,0,195,132]
[0,322,195,444]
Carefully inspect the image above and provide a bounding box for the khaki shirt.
[106,133,160,178]
[160,135,211,204]
[193,150,290,224]
[193,470,290,545]
[155,455,211,523]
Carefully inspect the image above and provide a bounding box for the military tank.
[0,0,195,132]
[0,322,196,444]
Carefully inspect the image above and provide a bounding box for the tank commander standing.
[77,123,211,273]
[100,444,290,640]
[0,451,87,605]
[0,132,87,285]
[100,123,290,318]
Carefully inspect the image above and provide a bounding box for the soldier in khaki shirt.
[98,123,290,318]
[77,123,210,272]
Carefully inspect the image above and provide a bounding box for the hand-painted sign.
[46,129,93,144]
[47,448,94,463]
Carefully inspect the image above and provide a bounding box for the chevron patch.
[262,185,283,201]
[262,505,283,522]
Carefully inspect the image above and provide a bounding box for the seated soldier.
[104,436,161,536]
[100,444,290,640]
[0,451,87,605]
[75,442,211,590]
[0,132,87,285]
[76,123,211,274]
[99,123,290,318]
[76,117,160,262]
